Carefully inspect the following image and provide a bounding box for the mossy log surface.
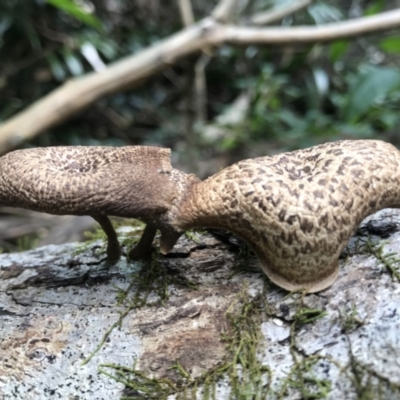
[0,210,400,400]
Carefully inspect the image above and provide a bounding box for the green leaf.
[0,16,12,37]
[47,53,67,81]
[80,42,106,71]
[380,37,400,54]
[344,67,400,122]
[94,40,118,60]
[308,4,342,24]
[329,40,349,62]
[378,110,400,129]
[62,49,84,76]
[45,0,102,29]
[365,0,384,16]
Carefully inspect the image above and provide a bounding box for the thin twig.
[212,0,239,23]
[178,0,209,167]
[213,9,400,44]
[194,53,210,124]
[244,0,312,26]
[178,0,195,26]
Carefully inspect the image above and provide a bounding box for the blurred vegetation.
[1,0,400,174]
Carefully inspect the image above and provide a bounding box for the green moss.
[184,229,206,243]
[274,292,335,399]
[277,356,333,400]
[293,307,327,325]
[16,234,39,252]
[340,305,364,333]
[73,223,109,256]
[195,288,272,400]
[84,233,400,399]
[279,291,400,400]
[96,284,331,400]
[99,286,272,400]
[82,249,197,366]
[96,278,400,399]
[346,340,400,400]
[366,239,400,282]
[73,219,145,257]
[99,363,177,400]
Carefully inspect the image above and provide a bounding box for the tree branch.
[1,8,400,154]
[214,8,400,44]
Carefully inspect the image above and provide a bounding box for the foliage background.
[1,0,400,248]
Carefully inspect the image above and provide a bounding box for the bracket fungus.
[0,146,198,262]
[1,140,399,292]
[167,140,400,292]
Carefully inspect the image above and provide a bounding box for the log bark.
[0,210,400,399]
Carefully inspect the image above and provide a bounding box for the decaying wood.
[0,210,400,399]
